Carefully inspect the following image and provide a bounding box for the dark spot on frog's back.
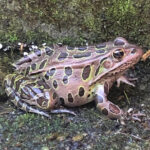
[67,46,75,51]
[53,80,58,89]
[73,52,91,58]
[96,43,106,49]
[34,49,41,56]
[79,87,85,97]
[39,59,47,69]
[78,46,87,51]
[96,49,105,54]
[68,93,74,102]
[45,47,53,56]
[31,63,36,70]
[65,67,72,76]
[49,68,56,76]
[82,65,91,80]
[58,52,68,61]
[63,75,68,84]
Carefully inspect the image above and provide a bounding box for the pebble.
[57,43,63,47]
[139,83,147,91]
[0,43,3,49]
[42,43,46,46]
[41,146,49,150]
[3,46,11,51]
[31,45,38,49]
[18,42,21,46]
[23,52,29,56]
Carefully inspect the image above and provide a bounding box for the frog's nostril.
[131,48,136,54]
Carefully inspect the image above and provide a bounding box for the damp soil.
[0,48,149,150]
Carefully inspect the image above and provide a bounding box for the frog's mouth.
[108,57,139,77]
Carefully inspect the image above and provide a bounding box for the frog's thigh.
[18,82,60,110]
[94,84,123,119]
[4,74,60,117]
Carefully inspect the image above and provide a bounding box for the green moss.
[108,0,136,17]
[0,0,149,47]
[6,33,18,43]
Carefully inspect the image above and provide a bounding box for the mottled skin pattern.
[4,37,143,120]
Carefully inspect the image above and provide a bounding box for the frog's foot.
[96,100,124,120]
[26,104,51,118]
[117,76,137,87]
[51,109,76,116]
[125,108,146,122]
[11,94,51,118]
[10,92,51,118]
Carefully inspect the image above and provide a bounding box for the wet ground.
[0,48,150,150]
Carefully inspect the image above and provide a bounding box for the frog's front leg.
[117,75,137,87]
[94,84,124,120]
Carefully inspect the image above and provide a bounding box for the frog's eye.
[113,49,124,60]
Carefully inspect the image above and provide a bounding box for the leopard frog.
[4,37,143,120]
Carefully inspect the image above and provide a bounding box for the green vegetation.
[0,0,149,46]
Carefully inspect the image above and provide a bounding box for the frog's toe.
[117,76,136,87]
[126,108,146,122]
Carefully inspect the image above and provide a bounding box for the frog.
[3,37,143,121]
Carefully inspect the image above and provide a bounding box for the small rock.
[141,104,145,107]
[41,146,49,150]
[72,134,84,142]
[0,43,3,49]
[57,43,63,47]
[31,45,38,49]
[23,52,29,56]
[57,135,65,141]
[18,42,21,46]
[139,83,147,91]
[42,43,46,46]
[3,46,11,51]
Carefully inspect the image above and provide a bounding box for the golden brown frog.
[4,37,143,120]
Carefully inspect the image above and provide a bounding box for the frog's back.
[14,39,122,75]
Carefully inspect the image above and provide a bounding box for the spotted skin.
[4,37,143,120]
[82,65,91,80]
[68,93,74,103]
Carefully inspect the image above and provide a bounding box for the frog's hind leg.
[4,75,51,117]
[94,84,124,120]
[4,74,75,117]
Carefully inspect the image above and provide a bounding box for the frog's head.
[95,37,143,81]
